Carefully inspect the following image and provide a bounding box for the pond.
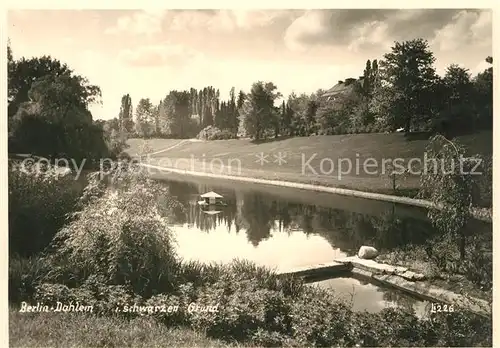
[311,275,432,317]
[152,172,491,315]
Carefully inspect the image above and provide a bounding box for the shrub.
[165,260,492,347]
[44,171,181,297]
[106,134,129,159]
[9,254,50,303]
[8,161,82,257]
[144,292,192,326]
[197,126,237,140]
[419,135,492,289]
[33,280,144,317]
[190,279,286,341]
[213,129,237,140]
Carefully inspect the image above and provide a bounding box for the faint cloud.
[283,9,481,54]
[105,10,166,36]
[168,9,289,32]
[118,43,203,67]
[169,10,221,31]
[472,58,492,75]
[231,10,288,29]
[284,10,331,52]
[431,10,492,52]
[347,21,390,52]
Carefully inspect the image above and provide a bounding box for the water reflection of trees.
[160,180,461,253]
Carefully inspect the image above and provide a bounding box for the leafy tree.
[419,135,476,261]
[437,65,475,134]
[7,38,13,63]
[8,56,77,119]
[190,88,198,117]
[214,101,226,130]
[473,56,493,129]
[161,91,194,138]
[237,90,246,109]
[279,100,289,136]
[362,59,372,96]
[241,81,281,140]
[152,103,160,136]
[104,118,120,136]
[286,93,311,136]
[236,90,247,137]
[305,99,319,135]
[228,87,239,133]
[8,53,105,162]
[316,89,361,135]
[135,98,155,138]
[118,94,134,135]
[375,39,439,132]
[7,39,14,105]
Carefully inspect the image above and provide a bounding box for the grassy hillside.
[126,131,492,195]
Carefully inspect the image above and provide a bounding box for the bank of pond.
[152,174,491,316]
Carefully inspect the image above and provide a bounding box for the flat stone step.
[336,256,410,276]
[277,261,350,278]
[278,257,490,318]
[349,266,490,317]
[372,273,491,317]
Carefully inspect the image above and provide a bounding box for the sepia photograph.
[7,6,494,347]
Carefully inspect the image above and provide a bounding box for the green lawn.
[126,131,492,195]
[126,138,190,156]
[9,308,239,348]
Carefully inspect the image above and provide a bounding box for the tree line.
[109,86,246,140]
[8,36,493,162]
[113,38,491,141]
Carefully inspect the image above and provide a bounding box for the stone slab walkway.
[278,256,491,318]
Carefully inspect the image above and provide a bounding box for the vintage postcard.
[6,4,495,347]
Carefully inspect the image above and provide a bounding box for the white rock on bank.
[358,246,379,260]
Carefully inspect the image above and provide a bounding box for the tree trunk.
[459,231,466,261]
[405,117,411,133]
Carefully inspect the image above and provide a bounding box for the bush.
[32,279,144,317]
[144,292,192,326]
[9,253,50,303]
[8,161,83,257]
[163,260,492,346]
[44,171,181,297]
[190,280,290,342]
[106,133,129,159]
[197,126,237,140]
[149,266,492,347]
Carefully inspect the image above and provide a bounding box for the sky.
[8,8,493,121]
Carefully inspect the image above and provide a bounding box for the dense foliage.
[121,38,492,141]
[418,135,492,290]
[8,160,83,257]
[7,43,124,164]
[197,125,237,140]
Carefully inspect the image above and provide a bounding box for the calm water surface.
[154,173,491,314]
